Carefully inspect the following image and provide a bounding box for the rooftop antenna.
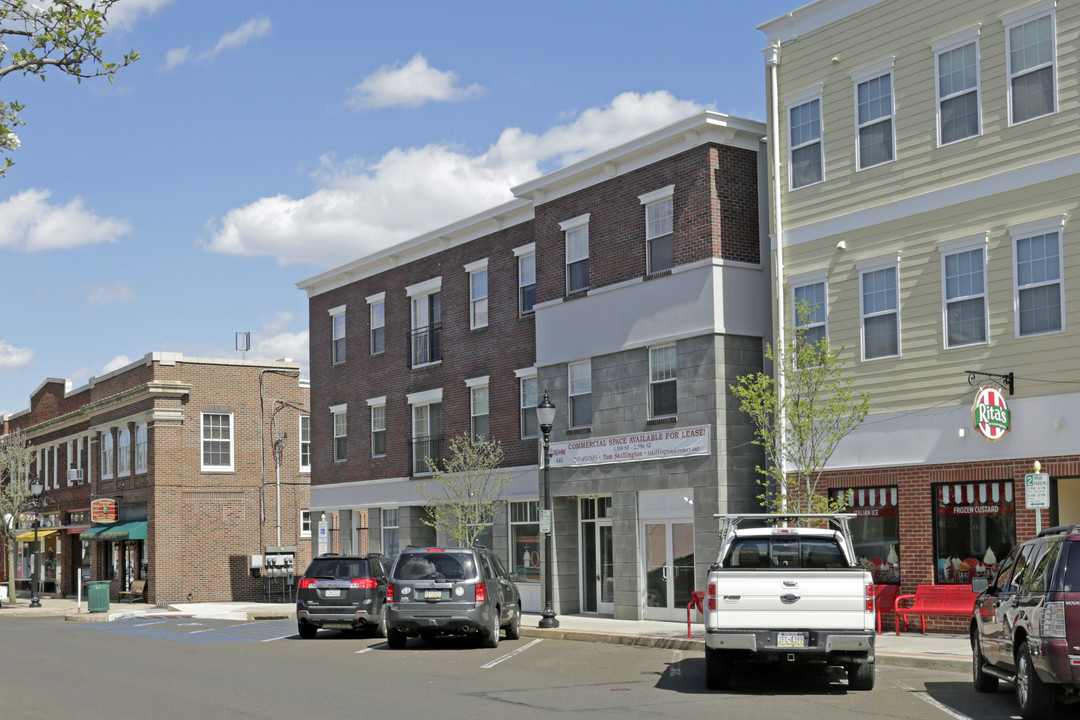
[236,331,250,361]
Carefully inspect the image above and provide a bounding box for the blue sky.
[0,0,797,416]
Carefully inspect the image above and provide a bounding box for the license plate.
[324,589,341,598]
[777,632,805,647]
[424,590,442,600]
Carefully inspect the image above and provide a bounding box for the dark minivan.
[296,553,390,639]
[971,525,1080,719]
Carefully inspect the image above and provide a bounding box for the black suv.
[971,526,1080,719]
[296,553,390,639]
[385,545,521,649]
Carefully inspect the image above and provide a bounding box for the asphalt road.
[0,616,1031,720]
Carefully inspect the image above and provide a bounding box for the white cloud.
[101,355,132,374]
[206,91,706,268]
[0,189,132,252]
[105,0,176,32]
[0,340,34,370]
[77,281,137,307]
[163,46,191,71]
[200,16,272,61]
[348,53,485,110]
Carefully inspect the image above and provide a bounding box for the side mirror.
[972,577,989,594]
[508,572,519,583]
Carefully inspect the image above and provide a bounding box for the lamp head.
[536,390,556,434]
[30,477,43,498]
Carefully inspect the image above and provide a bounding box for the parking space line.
[894,682,971,720]
[481,638,543,669]
[355,643,387,654]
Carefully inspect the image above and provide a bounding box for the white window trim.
[1002,2,1058,126]
[406,388,443,406]
[648,344,677,419]
[117,427,131,477]
[299,414,311,473]
[563,214,590,295]
[1009,214,1067,339]
[200,412,235,472]
[101,431,114,480]
[466,260,489,330]
[790,267,830,343]
[938,232,990,349]
[518,370,538,440]
[931,26,983,146]
[134,423,147,475]
[857,252,902,361]
[783,84,825,189]
[516,246,537,316]
[405,276,442,298]
[559,213,590,233]
[568,359,592,430]
[369,401,386,458]
[469,381,490,440]
[331,405,347,463]
[330,306,346,365]
[851,58,896,171]
[638,185,675,206]
[300,509,311,539]
[368,296,385,355]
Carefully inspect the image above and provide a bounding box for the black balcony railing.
[410,435,444,474]
[408,323,442,366]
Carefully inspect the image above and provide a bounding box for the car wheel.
[846,661,875,691]
[971,631,999,693]
[704,647,730,690]
[480,607,501,649]
[371,606,388,639]
[504,604,521,641]
[387,628,407,649]
[297,622,317,640]
[1016,640,1055,720]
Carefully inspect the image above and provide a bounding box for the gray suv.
[385,545,522,648]
[296,553,389,639]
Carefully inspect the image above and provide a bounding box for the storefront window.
[933,481,1015,584]
[831,486,900,584]
[510,500,540,582]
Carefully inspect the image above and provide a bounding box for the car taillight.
[475,582,487,603]
[298,578,317,589]
[1042,601,1066,637]
[351,577,377,589]
[707,583,716,611]
[865,584,874,613]
[386,583,394,603]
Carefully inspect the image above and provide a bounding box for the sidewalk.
[0,596,971,673]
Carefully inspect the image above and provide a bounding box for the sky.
[0,0,798,417]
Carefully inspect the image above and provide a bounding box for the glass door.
[642,520,695,621]
[580,497,614,615]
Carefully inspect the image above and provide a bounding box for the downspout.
[766,41,788,513]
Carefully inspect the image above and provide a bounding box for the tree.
[731,300,871,514]
[417,433,508,548]
[0,429,34,602]
[1,0,138,176]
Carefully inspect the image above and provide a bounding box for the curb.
[521,626,705,652]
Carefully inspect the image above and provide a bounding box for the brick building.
[1,353,311,605]
[298,112,771,621]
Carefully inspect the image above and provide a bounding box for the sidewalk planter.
[87,581,110,613]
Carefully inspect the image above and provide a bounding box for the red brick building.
[1,353,310,605]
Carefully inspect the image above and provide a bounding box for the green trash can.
[87,581,110,613]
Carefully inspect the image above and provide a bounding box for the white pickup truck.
[703,513,876,691]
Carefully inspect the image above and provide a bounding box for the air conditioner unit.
[67,468,84,482]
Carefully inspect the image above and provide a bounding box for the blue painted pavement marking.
[78,617,296,644]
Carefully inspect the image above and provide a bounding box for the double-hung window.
[331,404,347,462]
[939,234,988,347]
[792,275,827,351]
[934,30,981,145]
[134,423,147,474]
[201,412,234,471]
[368,293,385,355]
[407,278,442,366]
[568,359,592,429]
[467,377,490,441]
[1003,4,1056,125]
[562,214,590,295]
[368,398,386,457]
[640,186,674,275]
[299,415,311,471]
[1011,216,1065,337]
[515,244,536,315]
[518,370,538,439]
[465,259,489,329]
[329,306,346,365]
[649,344,677,418]
[117,427,131,477]
[787,88,824,188]
[382,509,399,557]
[853,61,895,169]
[408,389,443,474]
[101,431,114,479]
[859,255,901,360]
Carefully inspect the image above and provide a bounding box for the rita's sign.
[972,385,1010,442]
[91,498,118,523]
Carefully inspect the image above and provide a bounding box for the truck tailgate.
[709,570,870,631]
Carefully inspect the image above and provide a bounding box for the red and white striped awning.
[834,487,898,508]
[939,482,1013,505]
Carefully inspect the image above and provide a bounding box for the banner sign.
[548,425,710,468]
[972,385,1010,441]
[90,498,118,523]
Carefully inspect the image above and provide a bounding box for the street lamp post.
[29,478,44,608]
[536,391,559,629]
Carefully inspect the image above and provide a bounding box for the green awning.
[83,521,147,541]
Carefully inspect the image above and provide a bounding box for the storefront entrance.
[640,490,694,622]
[579,497,614,615]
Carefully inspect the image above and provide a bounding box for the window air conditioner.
[67,468,84,482]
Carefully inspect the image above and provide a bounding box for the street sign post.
[1026,472,1050,534]
[539,509,551,534]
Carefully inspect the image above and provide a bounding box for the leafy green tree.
[1,0,139,176]
[0,430,34,602]
[731,300,871,514]
[417,433,508,548]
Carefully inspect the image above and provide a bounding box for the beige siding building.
[760,0,1080,626]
